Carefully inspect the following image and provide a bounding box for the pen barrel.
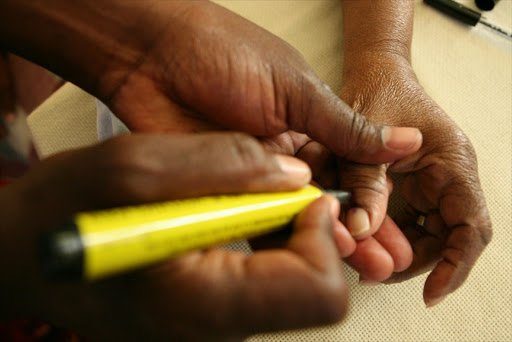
[425,0,481,26]
[41,186,336,281]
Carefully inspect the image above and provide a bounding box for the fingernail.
[334,223,356,258]
[275,155,311,183]
[330,197,340,220]
[346,208,370,237]
[382,126,421,150]
[425,295,447,308]
[359,279,381,286]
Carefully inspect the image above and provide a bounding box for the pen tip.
[325,190,351,204]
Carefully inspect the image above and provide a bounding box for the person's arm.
[342,0,413,72]
[339,0,492,306]
[0,0,164,100]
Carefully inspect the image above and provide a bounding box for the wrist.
[342,50,415,91]
[341,0,414,79]
[343,39,411,69]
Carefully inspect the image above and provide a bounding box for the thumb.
[337,161,391,239]
[288,79,422,164]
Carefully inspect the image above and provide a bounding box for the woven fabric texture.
[28,1,511,341]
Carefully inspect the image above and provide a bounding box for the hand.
[96,0,422,278]
[339,52,492,306]
[97,1,421,166]
[0,0,422,283]
[0,133,349,341]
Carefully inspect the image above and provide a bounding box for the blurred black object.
[475,0,499,11]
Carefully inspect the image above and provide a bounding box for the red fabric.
[0,320,84,342]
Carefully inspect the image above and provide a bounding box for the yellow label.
[76,185,323,280]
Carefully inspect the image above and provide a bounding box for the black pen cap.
[425,0,481,26]
[475,0,500,11]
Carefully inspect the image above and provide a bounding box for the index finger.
[238,195,348,333]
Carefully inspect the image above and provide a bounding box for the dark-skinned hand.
[0,133,351,342]
[338,52,492,306]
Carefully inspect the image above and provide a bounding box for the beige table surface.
[29,1,511,341]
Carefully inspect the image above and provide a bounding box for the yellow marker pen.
[40,185,350,281]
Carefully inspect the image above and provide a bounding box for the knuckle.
[339,164,388,218]
[340,164,388,194]
[224,133,277,176]
[290,71,323,130]
[98,136,165,201]
[434,127,477,165]
[478,212,493,247]
[344,113,380,158]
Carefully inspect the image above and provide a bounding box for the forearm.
[341,0,414,71]
[0,0,172,100]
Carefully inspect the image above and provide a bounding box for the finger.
[286,195,344,273]
[249,194,357,258]
[344,236,394,282]
[259,133,339,188]
[295,141,338,190]
[4,133,312,227]
[333,220,357,258]
[242,195,348,332]
[287,78,422,165]
[247,223,292,251]
[149,195,348,338]
[259,131,311,156]
[338,161,389,239]
[373,215,413,272]
[423,185,492,307]
[386,232,444,285]
[384,212,442,284]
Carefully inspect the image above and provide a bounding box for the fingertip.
[422,260,457,307]
[425,295,447,308]
[382,126,422,152]
[274,154,312,186]
[394,240,413,272]
[346,208,371,239]
[345,237,395,282]
[333,221,356,258]
[288,195,343,273]
[386,175,393,194]
[294,195,332,230]
[358,275,381,286]
[372,216,414,272]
